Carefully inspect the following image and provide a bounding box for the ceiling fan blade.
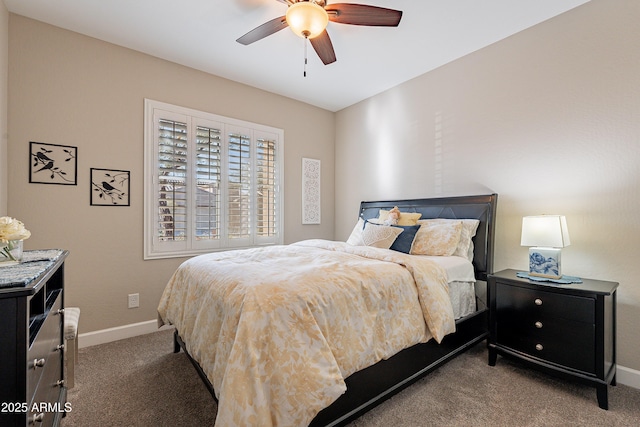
[310,30,337,65]
[236,16,288,45]
[326,4,402,26]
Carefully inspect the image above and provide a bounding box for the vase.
[0,239,23,266]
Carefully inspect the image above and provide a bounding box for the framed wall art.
[29,141,78,185]
[302,158,321,224]
[90,168,130,206]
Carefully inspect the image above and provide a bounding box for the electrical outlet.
[128,293,139,309]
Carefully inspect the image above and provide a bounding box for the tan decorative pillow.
[429,219,480,260]
[411,220,463,256]
[346,218,403,249]
[378,209,422,226]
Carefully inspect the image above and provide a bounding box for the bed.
[158,193,497,426]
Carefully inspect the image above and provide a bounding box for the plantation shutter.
[193,123,222,247]
[255,134,278,242]
[156,117,188,247]
[227,128,252,246]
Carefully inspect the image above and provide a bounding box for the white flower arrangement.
[0,217,31,262]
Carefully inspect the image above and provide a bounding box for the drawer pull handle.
[535,344,544,351]
[535,321,543,329]
[30,413,45,424]
[32,358,46,369]
[534,298,543,306]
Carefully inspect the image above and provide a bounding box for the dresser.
[0,250,69,426]
[488,269,617,409]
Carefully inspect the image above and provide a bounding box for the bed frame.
[173,193,498,426]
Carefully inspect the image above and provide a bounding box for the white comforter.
[157,239,455,426]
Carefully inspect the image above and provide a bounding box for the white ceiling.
[5,0,590,112]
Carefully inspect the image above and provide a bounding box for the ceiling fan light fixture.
[286,1,329,39]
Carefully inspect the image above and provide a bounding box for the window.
[144,99,283,259]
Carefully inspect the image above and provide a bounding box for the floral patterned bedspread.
[157,239,455,426]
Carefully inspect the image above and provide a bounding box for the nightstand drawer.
[495,282,594,323]
[496,316,596,374]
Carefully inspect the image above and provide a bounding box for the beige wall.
[8,14,335,333]
[336,0,640,371]
[0,2,7,215]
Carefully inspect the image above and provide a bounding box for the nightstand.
[487,269,617,410]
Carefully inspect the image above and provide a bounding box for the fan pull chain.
[303,35,308,77]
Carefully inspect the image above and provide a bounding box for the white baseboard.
[78,319,174,349]
[78,320,640,391]
[617,365,640,389]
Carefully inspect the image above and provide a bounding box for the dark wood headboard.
[358,194,498,281]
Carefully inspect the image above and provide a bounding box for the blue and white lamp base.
[529,247,562,279]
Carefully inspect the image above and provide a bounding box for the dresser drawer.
[27,290,63,408]
[495,282,595,323]
[28,349,63,427]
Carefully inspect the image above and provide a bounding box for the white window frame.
[144,99,284,259]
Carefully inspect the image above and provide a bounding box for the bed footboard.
[172,308,487,427]
[309,308,488,427]
[173,331,181,353]
[173,331,219,402]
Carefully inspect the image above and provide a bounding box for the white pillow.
[346,218,403,249]
[346,218,366,246]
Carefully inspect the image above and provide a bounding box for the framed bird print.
[29,141,78,185]
[90,168,130,206]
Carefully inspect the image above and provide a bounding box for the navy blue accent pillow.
[390,224,421,254]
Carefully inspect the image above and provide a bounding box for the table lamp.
[521,215,570,279]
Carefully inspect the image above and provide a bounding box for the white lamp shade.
[286,1,329,39]
[521,215,570,248]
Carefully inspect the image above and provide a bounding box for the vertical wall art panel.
[302,158,321,224]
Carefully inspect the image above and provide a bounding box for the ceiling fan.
[236,0,403,66]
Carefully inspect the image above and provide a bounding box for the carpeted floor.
[62,329,640,426]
